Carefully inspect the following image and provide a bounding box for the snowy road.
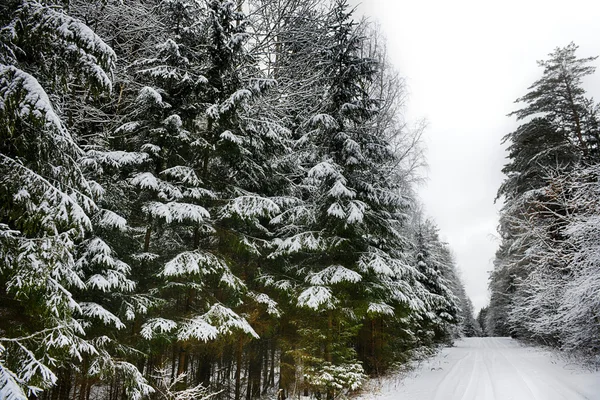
[360,337,600,400]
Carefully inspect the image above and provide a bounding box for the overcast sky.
[350,0,600,312]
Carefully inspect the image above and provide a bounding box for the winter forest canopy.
[0,0,480,399]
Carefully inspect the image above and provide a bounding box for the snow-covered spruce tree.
[411,220,460,344]
[451,283,481,338]
[497,174,572,342]
[409,215,478,340]
[97,1,292,397]
[245,2,336,397]
[0,1,153,399]
[100,0,252,393]
[265,2,435,397]
[493,158,573,341]
[192,1,293,397]
[500,165,600,354]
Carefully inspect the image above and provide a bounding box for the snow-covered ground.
[358,337,600,400]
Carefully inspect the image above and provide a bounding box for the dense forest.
[485,43,600,359]
[0,0,477,399]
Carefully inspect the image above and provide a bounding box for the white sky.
[350,0,600,312]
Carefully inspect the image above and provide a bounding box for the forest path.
[359,337,600,400]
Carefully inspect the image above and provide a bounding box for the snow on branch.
[135,86,170,108]
[219,89,252,114]
[0,324,103,399]
[270,204,314,226]
[220,195,280,220]
[83,150,148,169]
[306,265,362,286]
[328,180,356,199]
[77,238,135,295]
[304,362,366,393]
[219,269,245,291]
[140,318,177,340]
[136,65,181,81]
[327,202,346,219]
[366,302,395,316]
[161,166,202,187]
[270,232,328,258]
[343,138,364,163]
[308,113,338,130]
[346,200,367,224]
[0,344,56,400]
[0,361,29,400]
[130,172,183,200]
[0,154,94,234]
[219,130,244,145]
[17,0,116,92]
[249,292,281,317]
[0,223,20,239]
[297,286,337,310]
[386,279,427,312]
[0,65,73,143]
[203,304,258,338]
[178,304,258,341]
[307,161,342,182]
[95,209,127,231]
[162,251,229,277]
[358,252,416,278]
[177,319,218,342]
[184,187,218,200]
[79,302,125,329]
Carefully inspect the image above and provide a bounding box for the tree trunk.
[235,337,243,400]
[198,347,212,389]
[177,346,187,377]
[564,79,588,156]
[246,341,262,400]
[279,344,295,399]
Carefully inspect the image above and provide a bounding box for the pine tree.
[510,43,600,159]
[490,43,599,346]
[491,119,576,339]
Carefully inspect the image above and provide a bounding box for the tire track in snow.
[493,338,589,400]
[459,348,491,400]
[358,338,600,400]
[499,343,591,400]
[481,344,502,400]
[432,350,476,400]
[469,344,496,400]
[491,338,548,400]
